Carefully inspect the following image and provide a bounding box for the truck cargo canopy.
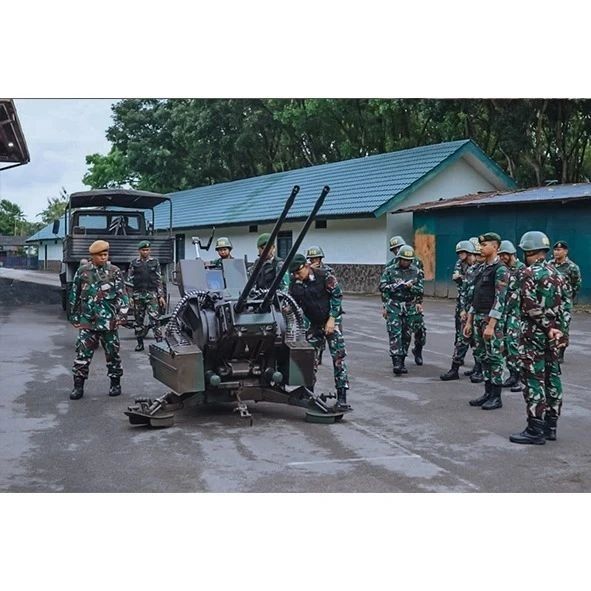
[69,189,170,209]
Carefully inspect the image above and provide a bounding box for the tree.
[37,187,70,224]
[0,199,26,235]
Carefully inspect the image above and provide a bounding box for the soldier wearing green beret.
[549,240,581,363]
[250,233,289,292]
[126,240,165,352]
[463,232,510,410]
[288,254,351,410]
[68,240,129,399]
[211,237,234,269]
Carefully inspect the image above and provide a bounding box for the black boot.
[511,380,523,392]
[470,362,484,383]
[70,377,85,400]
[464,365,476,376]
[544,414,558,441]
[335,387,353,411]
[502,369,520,389]
[400,358,408,374]
[469,380,491,407]
[134,337,144,352]
[509,417,546,445]
[481,383,503,410]
[392,356,403,375]
[412,345,423,366]
[440,362,461,381]
[109,377,122,397]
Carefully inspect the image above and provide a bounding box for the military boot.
[464,365,477,377]
[392,356,404,375]
[134,337,144,352]
[469,380,492,407]
[509,417,546,445]
[511,380,523,393]
[109,377,122,397]
[70,377,85,400]
[412,345,423,366]
[440,362,461,381]
[481,384,503,410]
[470,362,484,383]
[335,387,352,411]
[400,357,408,374]
[502,369,520,389]
[544,414,558,441]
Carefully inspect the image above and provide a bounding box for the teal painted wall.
[413,202,591,303]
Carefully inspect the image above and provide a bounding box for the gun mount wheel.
[305,409,345,424]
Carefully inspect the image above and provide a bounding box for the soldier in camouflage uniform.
[380,245,425,375]
[68,240,129,400]
[388,235,426,365]
[441,240,476,380]
[510,231,568,445]
[288,254,351,411]
[251,233,290,292]
[498,240,526,391]
[306,245,333,274]
[549,240,581,363]
[464,232,510,410]
[210,237,234,269]
[126,240,165,352]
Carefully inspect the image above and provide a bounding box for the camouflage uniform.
[450,258,470,364]
[468,258,509,385]
[519,259,568,419]
[289,268,349,391]
[503,259,526,375]
[549,257,581,344]
[380,259,425,360]
[251,256,290,292]
[69,262,129,380]
[126,256,164,340]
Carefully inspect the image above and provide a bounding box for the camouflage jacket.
[69,262,129,330]
[468,257,509,320]
[504,259,526,319]
[459,262,482,313]
[452,258,470,287]
[126,256,164,297]
[379,260,424,305]
[520,258,567,334]
[391,255,424,304]
[549,257,582,302]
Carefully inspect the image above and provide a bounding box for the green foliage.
[83,99,591,193]
[37,187,69,224]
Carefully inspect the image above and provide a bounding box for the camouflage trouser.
[452,309,472,365]
[307,321,349,390]
[519,327,563,419]
[133,291,162,339]
[562,304,572,349]
[72,329,122,380]
[472,313,505,385]
[504,313,521,374]
[385,303,424,358]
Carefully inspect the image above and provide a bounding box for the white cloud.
[0,99,116,221]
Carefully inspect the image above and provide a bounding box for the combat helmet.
[518,231,551,252]
[389,235,406,251]
[215,237,233,250]
[455,240,475,254]
[498,240,517,255]
[398,245,415,260]
[306,245,325,259]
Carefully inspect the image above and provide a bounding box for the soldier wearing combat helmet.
[68,240,129,399]
[509,231,568,445]
[305,245,333,274]
[250,232,289,291]
[211,237,234,269]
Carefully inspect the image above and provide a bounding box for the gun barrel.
[259,185,330,311]
[234,185,300,313]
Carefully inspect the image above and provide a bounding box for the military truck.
[56,189,175,317]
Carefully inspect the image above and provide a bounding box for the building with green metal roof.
[28,139,516,289]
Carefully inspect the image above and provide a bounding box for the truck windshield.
[75,213,142,235]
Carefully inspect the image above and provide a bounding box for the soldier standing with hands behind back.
[68,240,129,400]
[127,240,165,352]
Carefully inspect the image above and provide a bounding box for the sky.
[0,99,116,221]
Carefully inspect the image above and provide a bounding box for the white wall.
[39,240,63,261]
[182,216,388,265]
[386,157,498,254]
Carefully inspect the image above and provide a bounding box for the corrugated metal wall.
[412,201,591,303]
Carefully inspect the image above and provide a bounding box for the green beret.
[138,240,151,249]
[478,232,501,244]
[257,233,272,248]
[289,254,307,273]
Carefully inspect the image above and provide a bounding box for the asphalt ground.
[1,282,590,492]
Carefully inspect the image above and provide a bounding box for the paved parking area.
[1,287,590,492]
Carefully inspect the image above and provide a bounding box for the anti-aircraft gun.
[125,185,350,428]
